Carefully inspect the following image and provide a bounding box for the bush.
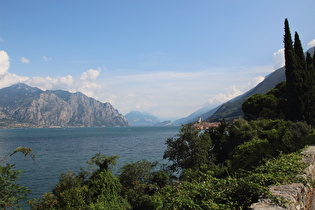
[231,138,269,171]
[29,154,130,209]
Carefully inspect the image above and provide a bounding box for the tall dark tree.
[293,32,309,120]
[283,20,315,125]
[284,19,302,121]
[294,32,306,70]
[284,19,295,80]
[304,52,315,125]
[306,52,314,72]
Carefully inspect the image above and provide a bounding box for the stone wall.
[250,146,315,210]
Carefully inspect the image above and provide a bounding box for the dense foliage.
[28,117,315,209]
[243,19,315,125]
[0,147,35,209]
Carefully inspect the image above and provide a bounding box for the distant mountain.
[174,66,286,125]
[155,120,173,127]
[0,83,129,128]
[125,111,160,126]
[306,46,315,56]
[208,47,314,122]
[173,105,220,125]
[206,67,286,121]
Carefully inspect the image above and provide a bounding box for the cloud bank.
[0,50,274,119]
[0,51,102,99]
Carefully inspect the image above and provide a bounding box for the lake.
[0,126,180,207]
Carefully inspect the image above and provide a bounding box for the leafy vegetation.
[28,154,130,209]
[243,19,315,125]
[0,147,35,209]
[28,117,315,209]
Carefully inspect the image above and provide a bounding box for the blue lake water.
[0,126,180,207]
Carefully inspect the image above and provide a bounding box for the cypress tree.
[284,19,302,121]
[284,19,295,80]
[293,32,308,121]
[294,32,306,70]
[304,52,315,124]
[306,52,314,74]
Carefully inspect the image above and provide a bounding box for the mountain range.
[125,111,160,126]
[124,111,173,126]
[0,83,129,128]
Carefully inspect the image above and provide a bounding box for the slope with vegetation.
[3,19,315,209]
[173,66,286,125]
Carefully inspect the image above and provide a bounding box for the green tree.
[205,120,229,165]
[284,19,302,121]
[0,147,35,209]
[231,138,269,171]
[119,160,160,209]
[283,20,315,124]
[242,81,286,121]
[163,125,213,174]
[306,52,314,73]
[29,154,130,209]
[294,32,306,70]
[303,52,315,125]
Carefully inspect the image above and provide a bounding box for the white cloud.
[247,76,264,89]
[273,48,285,70]
[20,57,30,64]
[205,76,264,106]
[0,49,277,120]
[26,71,102,99]
[0,51,29,88]
[28,75,74,90]
[0,36,4,42]
[0,73,29,89]
[42,56,52,61]
[207,86,243,105]
[0,51,10,75]
[307,39,315,48]
[97,65,274,119]
[80,69,100,81]
[0,51,103,99]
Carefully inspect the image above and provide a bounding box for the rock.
[0,83,129,128]
[250,146,315,210]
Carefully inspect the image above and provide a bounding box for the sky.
[1,1,315,121]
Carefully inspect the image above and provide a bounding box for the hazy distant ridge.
[125,111,160,126]
[174,66,286,124]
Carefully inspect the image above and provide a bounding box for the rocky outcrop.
[0,83,129,128]
[250,146,315,210]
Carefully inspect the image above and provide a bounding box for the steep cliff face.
[66,92,129,127]
[0,83,129,128]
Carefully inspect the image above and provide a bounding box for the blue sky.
[1,0,315,120]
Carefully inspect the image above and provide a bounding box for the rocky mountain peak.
[0,83,129,128]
